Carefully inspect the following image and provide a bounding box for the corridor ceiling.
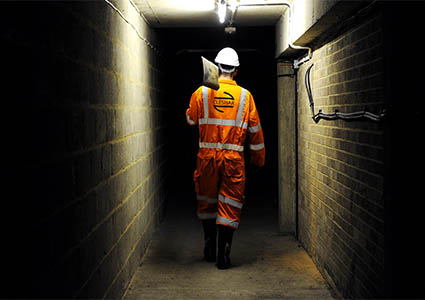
[133,0,286,27]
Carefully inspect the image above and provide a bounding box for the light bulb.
[218,0,227,23]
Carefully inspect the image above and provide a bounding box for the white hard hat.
[215,47,240,67]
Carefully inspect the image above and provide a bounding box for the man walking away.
[186,47,265,269]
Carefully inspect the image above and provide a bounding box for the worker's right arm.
[186,87,202,126]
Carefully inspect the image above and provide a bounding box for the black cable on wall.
[304,64,387,123]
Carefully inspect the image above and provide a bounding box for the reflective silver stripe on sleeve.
[236,88,247,127]
[186,113,196,125]
[219,194,243,209]
[198,212,218,219]
[216,216,239,228]
[248,123,261,133]
[202,86,209,120]
[199,142,244,152]
[250,143,265,151]
[197,195,218,204]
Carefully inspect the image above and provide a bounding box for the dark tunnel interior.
[2,1,425,299]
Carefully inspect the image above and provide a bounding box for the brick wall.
[297,10,386,299]
[3,1,167,298]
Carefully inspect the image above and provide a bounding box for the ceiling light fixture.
[218,0,227,23]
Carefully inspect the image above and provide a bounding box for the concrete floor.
[125,192,336,300]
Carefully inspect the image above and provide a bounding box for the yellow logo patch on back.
[214,92,234,113]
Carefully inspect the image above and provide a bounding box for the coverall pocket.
[221,156,245,202]
[223,157,245,182]
[194,154,217,196]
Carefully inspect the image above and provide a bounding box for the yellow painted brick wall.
[2,1,167,298]
[297,10,386,299]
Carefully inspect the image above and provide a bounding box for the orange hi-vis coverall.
[186,79,265,230]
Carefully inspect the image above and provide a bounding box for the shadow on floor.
[125,191,336,299]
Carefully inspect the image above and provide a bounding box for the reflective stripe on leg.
[216,216,239,229]
[197,194,218,220]
[218,194,243,209]
[197,195,218,204]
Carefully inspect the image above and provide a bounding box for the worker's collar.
[219,79,237,85]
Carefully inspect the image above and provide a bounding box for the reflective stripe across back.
[199,118,248,129]
[199,142,244,152]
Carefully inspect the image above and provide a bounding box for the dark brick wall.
[2,1,167,298]
[296,10,386,299]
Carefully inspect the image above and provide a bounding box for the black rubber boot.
[217,225,234,269]
[202,219,217,262]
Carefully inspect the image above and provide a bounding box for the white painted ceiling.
[133,0,286,27]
